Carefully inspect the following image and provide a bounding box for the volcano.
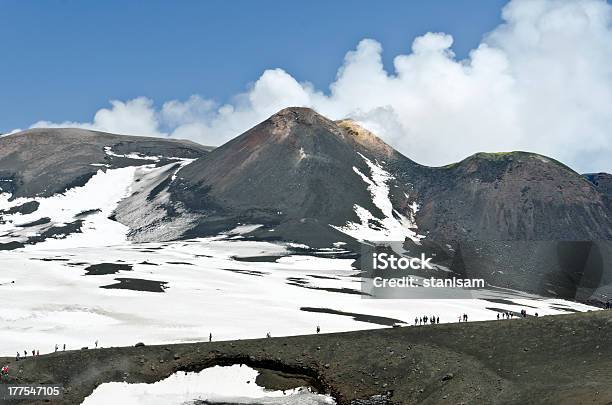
[1,108,611,300]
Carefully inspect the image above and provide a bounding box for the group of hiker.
[15,340,102,361]
[15,349,40,361]
[496,309,539,320]
[414,315,441,325]
[53,343,67,353]
[410,309,545,326]
[412,313,471,325]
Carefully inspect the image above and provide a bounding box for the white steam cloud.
[27,0,612,173]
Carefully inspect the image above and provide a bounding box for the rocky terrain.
[1,109,611,302]
[2,310,612,404]
[1,108,612,404]
[169,107,612,243]
[3,109,611,246]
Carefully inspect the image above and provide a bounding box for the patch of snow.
[170,157,196,182]
[82,364,335,405]
[223,224,264,236]
[332,154,423,243]
[285,242,311,249]
[298,147,308,161]
[103,146,162,162]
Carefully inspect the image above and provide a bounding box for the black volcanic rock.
[0,128,210,199]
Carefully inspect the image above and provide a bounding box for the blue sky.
[2,0,610,173]
[0,0,507,133]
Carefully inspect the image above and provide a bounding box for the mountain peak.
[267,107,335,129]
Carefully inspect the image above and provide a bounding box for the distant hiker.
[209,333,212,343]
[535,312,539,317]
[606,301,610,309]
[95,340,98,349]
[316,325,320,334]
[63,344,66,351]
[436,317,440,324]
[36,350,39,356]
[266,332,271,338]
[31,350,35,357]
[463,314,468,322]
[414,317,418,326]
[23,350,27,358]
[497,313,500,320]
[15,352,20,361]
[54,344,58,352]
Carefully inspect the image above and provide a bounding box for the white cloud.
[24,0,612,173]
[32,97,165,137]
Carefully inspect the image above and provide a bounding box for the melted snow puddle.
[81,364,335,405]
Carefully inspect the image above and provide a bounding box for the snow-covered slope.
[0,234,597,356]
[0,154,198,249]
[0,167,136,249]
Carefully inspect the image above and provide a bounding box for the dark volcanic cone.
[412,152,612,241]
[171,107,420,246]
